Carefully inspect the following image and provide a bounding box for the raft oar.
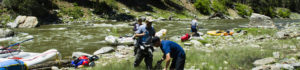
[1,38,34,50]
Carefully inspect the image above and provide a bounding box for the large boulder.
[7,16,27,28]
[18,16,38,28]
[253,57,276,66]
[249,13,275,28]
[0,28,14,38]
[93,47,114,55]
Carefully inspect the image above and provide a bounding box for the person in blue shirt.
[133,19,156,70]
[152,37,186,70]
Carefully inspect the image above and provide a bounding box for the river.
[2,19,300,59]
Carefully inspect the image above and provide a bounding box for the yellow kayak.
[207,30,224,36]
[207,30,234,36]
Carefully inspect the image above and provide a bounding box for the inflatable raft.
[0,49,59,67]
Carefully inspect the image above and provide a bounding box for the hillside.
[0,0,300,25]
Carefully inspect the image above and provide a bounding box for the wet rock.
[155,29,167,38]
[7,16,26,28]
[93,47,114,55]
[118,37,134,45]
[72,52,92,58]
[253,57,276,66]
[249,13,275,28]
[18,16,38,28]
[105,35,117,45]
[0,28,14,38]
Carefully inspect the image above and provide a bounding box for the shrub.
[276,8,291,18]
[61,6,84,19]
[194,0,212,15]
[211,0,228,15]
[234,3,253,17]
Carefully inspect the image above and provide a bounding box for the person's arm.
[164,53,171,70]
[134,33,145,37]
[134,26,145,37]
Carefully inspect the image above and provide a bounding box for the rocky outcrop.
[18,16,38,28]
[7,16,26,28]
[7,16,38,28]
[0,28,14,38]
[249,13,275,28]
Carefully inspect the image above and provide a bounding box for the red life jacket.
[78,56,89,65]
[181,33,190,42]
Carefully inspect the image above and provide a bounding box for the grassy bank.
[90,27,300,70]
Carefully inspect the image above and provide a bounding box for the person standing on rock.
[191,19,199,36]
[152,37,186,70]
[133,18,156,70]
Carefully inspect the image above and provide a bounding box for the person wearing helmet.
[133,18,156,70]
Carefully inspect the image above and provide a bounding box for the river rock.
[72,52,92,58]
[105,35,118,45]
[93,47,114,55]
[274,64,294,70]
[253,57,276,66]
[155,29,167,38]
[117,37,134,45]
[7,16,26,28]
[249,13,275,28]
[252,65,280,70]
[18,16,38,28]
[0,28,14,38]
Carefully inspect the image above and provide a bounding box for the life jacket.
[72,56,90,68]
[181,33,190,42]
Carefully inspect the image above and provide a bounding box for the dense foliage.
[194,0,211,15]
[234,3,253,17]
[2,0,58,18]
[194,0,299,18]
[60,7,84,19]
[276,8,291,18]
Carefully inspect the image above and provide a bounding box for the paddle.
[1,38,34,50]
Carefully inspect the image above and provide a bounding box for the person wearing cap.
[133,19,156,70]
[152,37,186,70]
